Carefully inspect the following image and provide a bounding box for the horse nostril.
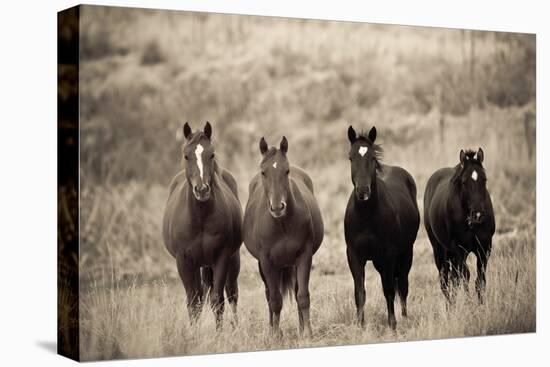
[270,201,286,212]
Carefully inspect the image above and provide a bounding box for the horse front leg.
[211,253,229,330]
[176,254,203,325]
[346,246,367,328]
[260,259,283,338]
[475,241,491,304]
[296,247,313,337]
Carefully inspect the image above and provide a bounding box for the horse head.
[347,125,382,202]
[454,148,488,226]
[258,136,290,218]
[182,121,216,202]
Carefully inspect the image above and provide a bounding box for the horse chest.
[172,210,233,264]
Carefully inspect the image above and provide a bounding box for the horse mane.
[451,149,483,185]
[355,133,384,172]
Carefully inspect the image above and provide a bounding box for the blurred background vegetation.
[79,5,535,291]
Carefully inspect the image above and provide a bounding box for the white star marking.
[471,170,478,181]
[195,144,204,181]
[272,162,277,169]
[358,146,368,157]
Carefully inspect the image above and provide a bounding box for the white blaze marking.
[195,144,204,181]
[358,146,368,157]
[471,170,478,181]
[272,162,277,169]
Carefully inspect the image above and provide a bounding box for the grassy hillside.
[76,6,536,361]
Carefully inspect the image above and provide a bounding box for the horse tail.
[280,266,296,303]
[201,266,214,296]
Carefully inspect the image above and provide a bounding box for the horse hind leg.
[396,248,413,317]
[295,250,313,338]
[375,259,397,330]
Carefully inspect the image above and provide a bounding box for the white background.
[0,0,547,365]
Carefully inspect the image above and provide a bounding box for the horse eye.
[184,155,189,160]
[261,171,265,176]
[210,153,215,159]
[286,169,290,175]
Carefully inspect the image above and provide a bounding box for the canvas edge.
[57,4,81,362]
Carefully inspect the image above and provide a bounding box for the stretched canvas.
[58,4,536,362]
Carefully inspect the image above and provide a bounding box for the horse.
[162,122,242,329]
[424,148,495,303]
[243,136,324,337]
[344,126,420,330]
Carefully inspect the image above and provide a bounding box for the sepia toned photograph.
[58,4,536,362]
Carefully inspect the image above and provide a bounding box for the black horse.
[424,149,495,302]
[344,126,420,330]
[243,137,324,337]
[163,122,242,329]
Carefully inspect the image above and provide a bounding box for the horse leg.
[296,248,313,337]
[376,258,397,330]
[258,262,272,326]
[396,248,413,317]
[260,259,283,337]
[211,253,229,330]
[456,251,470,294]
[475,242,491,304]
[427,228,451,301]
[225,252,240,326]
[346,246,367,328]
[176,254,203,324]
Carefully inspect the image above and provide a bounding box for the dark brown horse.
[424,149,495,302]
[344,126,420,330]
[243,137,324,337]
[163,122,242,329]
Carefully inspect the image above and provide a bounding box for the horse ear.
[280,136,288,154]
[183,122,192,140]
[347,125,357,144]
[368,126,377,143]
[476,147,484,163]
[204,121,212,140]
[459,149,466,164]
[259,137,268,155]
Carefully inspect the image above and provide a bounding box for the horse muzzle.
[269,201,287,218]
[467,210,485,227]
[355,186,371,201]
[193,183,211,202]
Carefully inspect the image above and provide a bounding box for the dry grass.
[77,6,536,361]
